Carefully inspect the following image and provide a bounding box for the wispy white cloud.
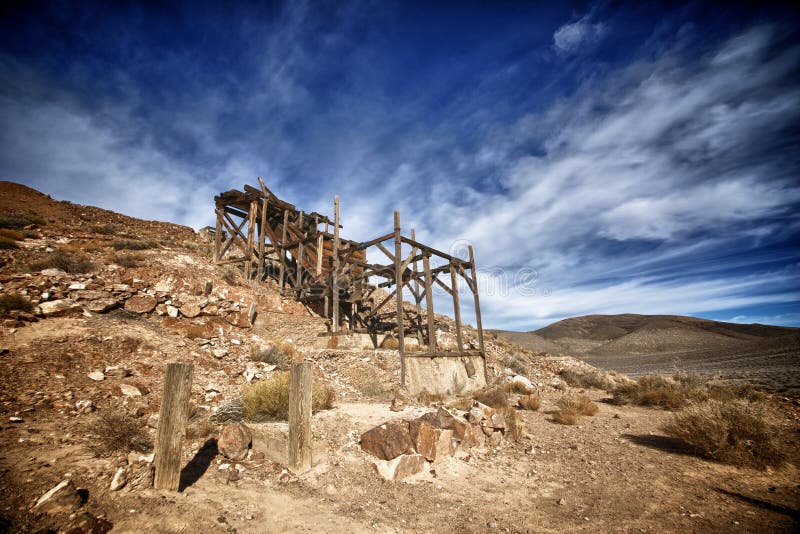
[553,15,606,54]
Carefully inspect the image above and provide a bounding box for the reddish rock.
[433,429,455,462]
[408,420,437,461]
[218,422,252,461]
[179,302,202,318]
[360,421,413,460]
[33,479,82,515]
[84,297,121,313]
[418,407,468,441]
[124,294,157,314]
[224,309,252,328]
[372,453,428,481]
[461,423,486,449]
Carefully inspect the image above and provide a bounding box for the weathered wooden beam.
[450,261,463,354]
[394,211,405,387]
[153,362,194,491]
[468,245,487,382]
[423,254,436,352]
[257,197,268,280]
[400,236,470,265]
[332,196,340,334]
[288,362,313,474]
[214,208,223,262]
[355,232,395,250]
[279,209,289,292]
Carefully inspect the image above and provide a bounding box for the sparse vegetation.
[0,293,33,314]
[418,390,445,405]
[0,213,45,229]
[554,394,598,424]
[241,372,335,421]
[518,394,541,411]
[473,386,510,409]
[504,380,535,395]
[92,410,151,455]
[663,399,786,469]
[611,374,705,410]
[0,236,19,249]
[560,367,615,390]
[113,253,142,268]
[28,249,95,274]
[503,352,531,377]
[111,239,156,250]
[90,223,115,234]
[249,341,296,369]
[0,229,24,240]
[380,337,399,349]
[222,267,239,285]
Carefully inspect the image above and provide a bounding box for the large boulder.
[124,294,157,314]
[433,429,455,462]
[418,407,467,441]
[33,479,82,515]
[218,422,252,461]
[179,302,202,318]
[84,297,121,313]
[360,421,413,461]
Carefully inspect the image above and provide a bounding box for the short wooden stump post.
[153,362,194,491]
[288,362,312,474]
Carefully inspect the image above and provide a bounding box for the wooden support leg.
[468,245,488,382]
[332,196,340,334]
[394,211,405,387]
[257,198,268,280]
[450,261,463,355]
[288,362,312,474]
[279,209,289,293]
[153,362,194,491]
[214,208,223,262]
[423,254,436,353]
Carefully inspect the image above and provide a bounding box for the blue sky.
[1,1,799,330]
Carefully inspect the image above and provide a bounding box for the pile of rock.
[360,403,509,481]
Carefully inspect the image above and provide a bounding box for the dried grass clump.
[221,267,239,285]
[611,374,704,410]
[663,399,786,469]
[380,337,399,349]
[89,224,115,235]
[554,394,598,424]
[92,410,151,455]
[111,239,156,250]
[706,383,765,403]
[503,353,531,377]
[504,380,535,395]
[0,236,19,249]
[249,342,296,369]
[518,394,541,411]
[0,293,33,314]
[418,390,445,405]
[113,253,142,268]
[0,229,24,240]
[559,368,615,390]
[473,386,510,409]
[28,250,94,274]
[242,372,335,421]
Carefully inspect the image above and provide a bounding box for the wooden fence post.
[153,362,194,491]
[288,362,313,474]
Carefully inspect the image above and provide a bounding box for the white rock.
[40,268,65,277]
[510,375,534,391]
[212,349,228,359]
[68,283,86,290]
[110,467,127,490]
[119,384,142,396]
[166,305,179,318]
[88,371,105,381]
[9,416,22,423]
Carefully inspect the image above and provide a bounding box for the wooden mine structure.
[213,178,486,386]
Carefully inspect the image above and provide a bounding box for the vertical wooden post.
[295,238,304,290]
[332,196,340,334]
[394,211,405,387]
[246,201,257,280]
[153,362,194,491]
[410,228,424,345]
[450,261,463,355]
[316,233,324,276]
[257,198,268,280]
[288,362,312,474]
[423,254,436,353]
[214,208,222,262]
[278,209,289,293]
[468,246,487,380]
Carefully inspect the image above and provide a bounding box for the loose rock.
[218,422,252,461]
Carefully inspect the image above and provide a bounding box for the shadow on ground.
[622,433,696,457]
[179,438,218,491]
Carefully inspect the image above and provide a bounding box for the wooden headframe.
[214,178,487,387]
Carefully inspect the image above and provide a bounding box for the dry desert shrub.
[242,372,335,421]
[28,249,94,274]
[473,386,510,409]
[559,367,615,390]
[89,223,115,234]
[663,399,786,469]
[380,336,399,349]
[0,229,24,240]
[249,341,296,368]
[0,236,19,249]
[92,410,151,455]
[0,293,33,314]
[518,394,541,411]
[112,253,142,268]
[222,267,239,285]
[503,352,531,377]
[504,380,535,395]
[112,239,156,250]
[706,383,766,403]
[417,390,445,405]
[554,394,598,424]
[0,213,45,229]
[611,374,704,410]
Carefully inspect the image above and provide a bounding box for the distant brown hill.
[491,314,800,393]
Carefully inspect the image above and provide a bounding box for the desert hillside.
[492,314,800,394]
[1,182,798,533]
